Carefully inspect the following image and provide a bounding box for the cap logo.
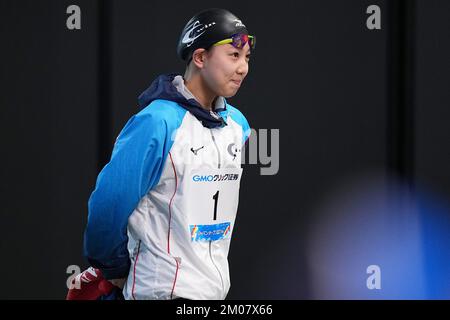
[233,19,245,27]
[182,20,216,47]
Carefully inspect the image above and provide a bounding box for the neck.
[183,72,217,111]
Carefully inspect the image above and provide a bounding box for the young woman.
[73,8,255,300]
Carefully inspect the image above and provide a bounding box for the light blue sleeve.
[226,105,251,145]
[83,101,185,279]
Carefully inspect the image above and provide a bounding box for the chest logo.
[190,145,205,155]
[227,143,240,161]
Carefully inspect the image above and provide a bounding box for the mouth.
[230,79,242,87]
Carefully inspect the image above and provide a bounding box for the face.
[199,42,251,98]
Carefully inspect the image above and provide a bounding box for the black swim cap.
[177,8,249,62]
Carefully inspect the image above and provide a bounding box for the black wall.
[0,0,449,299]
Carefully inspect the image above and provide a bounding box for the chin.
[223,89,239,98]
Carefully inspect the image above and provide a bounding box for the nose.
[236,56,249,77]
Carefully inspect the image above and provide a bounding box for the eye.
[231,52,239,58]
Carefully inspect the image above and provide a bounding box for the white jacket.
[84,74,250,300]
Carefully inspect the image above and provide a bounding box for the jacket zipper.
[209,129,225,294]
[210,130,221,169]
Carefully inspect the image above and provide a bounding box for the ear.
[192,48,208,69]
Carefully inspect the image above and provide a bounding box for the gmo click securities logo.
[193,173,240,182]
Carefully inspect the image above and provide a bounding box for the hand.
[66,267,115,300]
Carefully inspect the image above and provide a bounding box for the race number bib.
[180,167,243,242]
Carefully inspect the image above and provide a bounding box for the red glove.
[66,267,115,300]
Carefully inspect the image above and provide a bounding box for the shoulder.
[225,103,251,144]
[116,100,187,144]
[225,103,250,130]
[137,99,187,125]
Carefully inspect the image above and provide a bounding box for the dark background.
[0,0,449,299]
